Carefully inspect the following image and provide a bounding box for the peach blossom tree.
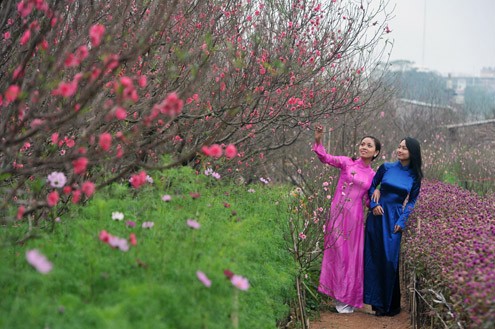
[0,0,393,227]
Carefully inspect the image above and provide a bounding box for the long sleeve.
[396,178,421,229]
[368,164,385,209]
[313,142,346,169]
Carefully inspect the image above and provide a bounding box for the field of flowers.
[403,180,495,328]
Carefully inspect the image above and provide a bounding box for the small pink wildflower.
[72,157,88,175]
[161,195,172,202]
[26,249,53,274]
[142,221,154,229]
[196,271,212,287]
[231,274,250,291]
[129,233,137,246]
[47,172,67,188]
[99,230,110,243]
[108,235,129,251]
[186,219,201,229]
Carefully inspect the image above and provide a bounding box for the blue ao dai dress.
[364,161,421,313]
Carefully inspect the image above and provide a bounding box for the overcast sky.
[386,0,495,76]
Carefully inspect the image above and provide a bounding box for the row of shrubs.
[403,180,495,328]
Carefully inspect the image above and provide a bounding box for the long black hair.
[403,137,423,179]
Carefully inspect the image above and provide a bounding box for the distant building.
[480,67,495,78]
[446,70,495,104]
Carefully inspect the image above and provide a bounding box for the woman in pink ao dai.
[313,124,381,313]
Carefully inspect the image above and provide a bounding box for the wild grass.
[0,166,295,329]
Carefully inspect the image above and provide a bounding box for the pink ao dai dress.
[313,142,376,309]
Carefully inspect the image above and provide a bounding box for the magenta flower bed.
[404,180,495,327]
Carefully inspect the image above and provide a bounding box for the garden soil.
[309,303,411,329]
[310,281,411,329]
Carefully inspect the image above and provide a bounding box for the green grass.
[0,166,296,329]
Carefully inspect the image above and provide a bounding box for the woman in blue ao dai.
[364,137,423,316]
[313,124,381,314]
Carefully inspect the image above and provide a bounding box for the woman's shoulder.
[379,161,398,170]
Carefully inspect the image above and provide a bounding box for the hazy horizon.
[387,0,495,77]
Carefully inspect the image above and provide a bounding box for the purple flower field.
[404,180,495,328]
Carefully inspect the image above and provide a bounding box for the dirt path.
[310,304,411,329]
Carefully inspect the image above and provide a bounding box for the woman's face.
[359,137,378,160]
[396,140,410,162]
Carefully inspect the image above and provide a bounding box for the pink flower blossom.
[99,230,110,243]
[26,249,53,274]
[138,75,147,88]
[114,106,127,120]
[89,24,105,47]
[108,235,129,251]
[186,219,201,229]
[225,144,237,159]
[231,274,250,291]
[17,1,33,17]
[5,85,20,103]
[299,232,307,240]
[65,137,76,148]
[76,45,89,61]
[196,271,212,287]
[72,157,88,175]
[161,195,172,202]
[157,92,183,117]
[98,132,112,151]
[81,181,95,197]
[20,29,31,45]
[47,191,59,207]
[129,233,137,246]
[47,172,67,188]
[51,80,78,98]
[17,205,25,220]
[13,66,24,80]
[64,53,80,67]
[142,221,154,229]
[71,190,81,204]
[209,144,223,158]
[129,171,147,189]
